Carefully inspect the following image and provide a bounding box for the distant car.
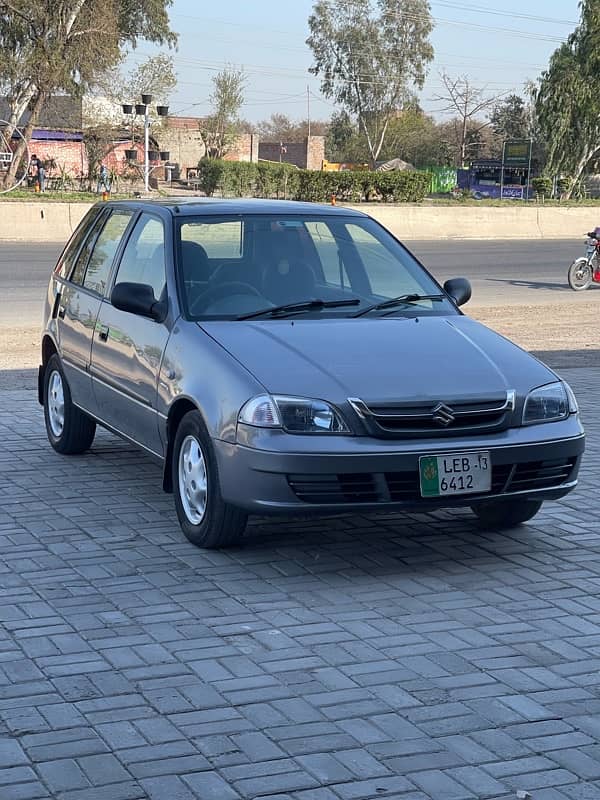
[40,199,584,548]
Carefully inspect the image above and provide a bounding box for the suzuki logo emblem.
[432,402,455,427]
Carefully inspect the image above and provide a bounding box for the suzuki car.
[40,199,584,548]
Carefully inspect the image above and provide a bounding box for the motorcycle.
[568,230,600,290]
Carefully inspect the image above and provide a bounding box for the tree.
[433,72,506,166]
[490,94,529,143]
[100,53,177,107]
[255,113,329,142]
[200,67,246,159]
[380,108,451,166]
[0,0,176,187]
[535,0,600,194]
[307,0,434,168]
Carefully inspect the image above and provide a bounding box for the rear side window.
[82,211,134,296]
[54,208,102,280]
[70,212,108,286]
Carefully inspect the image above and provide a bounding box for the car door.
[53,208,121,413]
[90,212,171,457]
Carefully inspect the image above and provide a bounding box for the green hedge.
[196,158,298,198]
[295,169,432,203]
[196,157,432,203]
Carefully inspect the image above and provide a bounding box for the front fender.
[157,319,265,443]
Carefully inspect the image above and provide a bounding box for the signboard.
[501,139,533,200]
[0,151,13,164]
[502,140,532,168]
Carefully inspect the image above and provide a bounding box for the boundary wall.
[0,201,592,242]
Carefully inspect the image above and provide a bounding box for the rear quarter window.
[53,207,103,280]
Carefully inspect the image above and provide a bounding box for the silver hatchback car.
[40,199,584,548]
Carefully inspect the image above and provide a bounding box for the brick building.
[1,96,327,185]
[258,136,325,170]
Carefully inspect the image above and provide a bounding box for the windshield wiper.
[353,293,446,318]
[237,298,360,320]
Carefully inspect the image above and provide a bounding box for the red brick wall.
[257,137,325,170]
[29,140,86,178]
[103,142,145,173]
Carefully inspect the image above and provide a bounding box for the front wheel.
[568,258,593,291]
[471,498,543,529]
[172,410,248,548]
[43,354,96,454]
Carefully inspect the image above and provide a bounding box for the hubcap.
[47,370,65,437]
[178,435,208,525]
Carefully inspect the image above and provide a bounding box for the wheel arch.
[38,335,59,405]
[162,397,205,492]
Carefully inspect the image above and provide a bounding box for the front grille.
[287,458,575,506]
[509,458,577,492]
[349,394,514,439]
[288,473,379,504]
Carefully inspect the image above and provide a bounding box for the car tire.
[172,409,248,549]
[471,498,543,529]
[43,354,96,455]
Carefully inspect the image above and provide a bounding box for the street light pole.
[144,106,150,193]
[122,95,170,193]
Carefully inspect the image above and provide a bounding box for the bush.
[556,176,573,197]
[197,159,300,199]
[255,161,298,199]
[531,176,553,197]
[196,159,432,203]
[294,169,432,203]
[221,161,256,197]
[196,158,224,196]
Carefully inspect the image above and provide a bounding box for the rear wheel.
[471,498,543,529]
[43,354,96,454]
[568,258,593,291]
[172,410,247,548]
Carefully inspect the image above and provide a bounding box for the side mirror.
[111,282,165,321]
[443,277,472,307]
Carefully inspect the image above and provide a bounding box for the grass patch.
[0,189,131,202]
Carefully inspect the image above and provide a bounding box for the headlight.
[564,381,579,414]
[522,382,570,425]
[239,394,350,433]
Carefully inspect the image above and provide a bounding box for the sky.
[127,0,581,123]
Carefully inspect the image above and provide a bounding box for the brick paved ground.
[0,368,598,800]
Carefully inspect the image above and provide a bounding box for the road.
[0,238,592,327]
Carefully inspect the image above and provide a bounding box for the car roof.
[101,197,368,218]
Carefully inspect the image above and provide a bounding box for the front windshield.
[177,214,455,320]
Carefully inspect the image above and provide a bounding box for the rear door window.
[81,210,134,296]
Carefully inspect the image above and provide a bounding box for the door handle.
[98,324,109,342]
[58,305,66,319]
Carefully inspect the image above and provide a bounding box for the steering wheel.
[190,281,262,314]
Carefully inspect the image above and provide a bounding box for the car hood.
[199,316,556,403]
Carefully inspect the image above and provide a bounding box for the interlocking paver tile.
[1,368,600,797]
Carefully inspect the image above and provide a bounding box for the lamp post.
[122,95,170,192]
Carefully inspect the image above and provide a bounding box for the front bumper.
[215,418,584,514]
